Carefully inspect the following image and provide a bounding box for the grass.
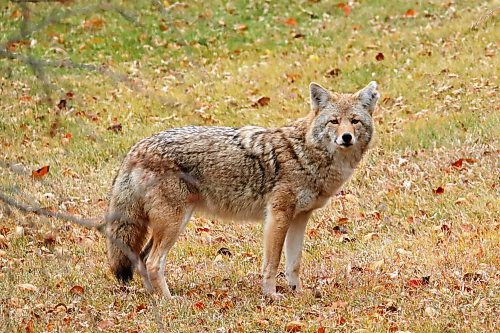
[0,0,499,332]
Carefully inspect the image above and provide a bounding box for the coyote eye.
[351,119,360,124]
[329,119,339,125]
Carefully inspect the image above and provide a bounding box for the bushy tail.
[106,213,148,283]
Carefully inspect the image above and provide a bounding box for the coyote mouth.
[339,142,353,148]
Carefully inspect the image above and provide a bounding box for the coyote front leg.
[262,196,294,298]
[284,211,311,292]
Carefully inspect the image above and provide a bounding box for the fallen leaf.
[217,247,232,257]
[432,186,445,195]
[451,158,463,169]
[375,52,385,61]
[32,165,50,179]
[317,326,326,333]
[463,272,485,283]
[332,225,348,235]
[285,321,304,332]
[10,9,21,19]
[452,158,477,169]
[193,301,205,310]
[44,233,57,245]
[337,217,349,225]
[404,9,417,17]
[84,17,104,30]
[107,124,123,132]
[69,285,84,295]
[252,96,270,107]
[284,17,298,26]
[25,319,34,333]
[407,276,430,288]
[57,99,67,109]
[285,73,302,83]
[234,23,247,31]
[325,68,341,77]
[17,283,38,292]
[337,3,351,16]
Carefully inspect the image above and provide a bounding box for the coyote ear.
[356,81,380,115]
[310,82,331,112]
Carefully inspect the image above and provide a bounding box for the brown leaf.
[432,186,445,195]
[84,17,104,30]
[69,285,84,295]
[337,3,351,16]
[375,52,385,61]
[452,158,477,169]
[0,235,9,249]
[32,165,50,179]
[234,23,247,31]
[336,316,347,326]
[451,158,463,169]
[284,17,298,26]
[44,233,57,245]
[337,217,349,225]
[10,9,21,19]
[193,301,205,311]
[25,319,34,333]
[332,225,348,235]
[57,99,67,109]
[285,321,304,332]
[407,276,430,288]
[285,72,302,83]
[463,272,485,283]
[252,96,270,107]
[107,124,123,132]
[217,247,232,257]
[325,68,341,77]
[317,326,326,333]
[404,9,417,17]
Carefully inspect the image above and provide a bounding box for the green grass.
[1,0,499,332]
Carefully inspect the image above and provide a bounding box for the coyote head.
[306,81,379,154]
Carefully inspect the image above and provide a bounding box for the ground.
[0,0,498,332]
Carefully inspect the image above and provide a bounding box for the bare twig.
[470,7,499,31]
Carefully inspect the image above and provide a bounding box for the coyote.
[106,81,379,298]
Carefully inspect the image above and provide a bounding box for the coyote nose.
[342,133,352,143]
